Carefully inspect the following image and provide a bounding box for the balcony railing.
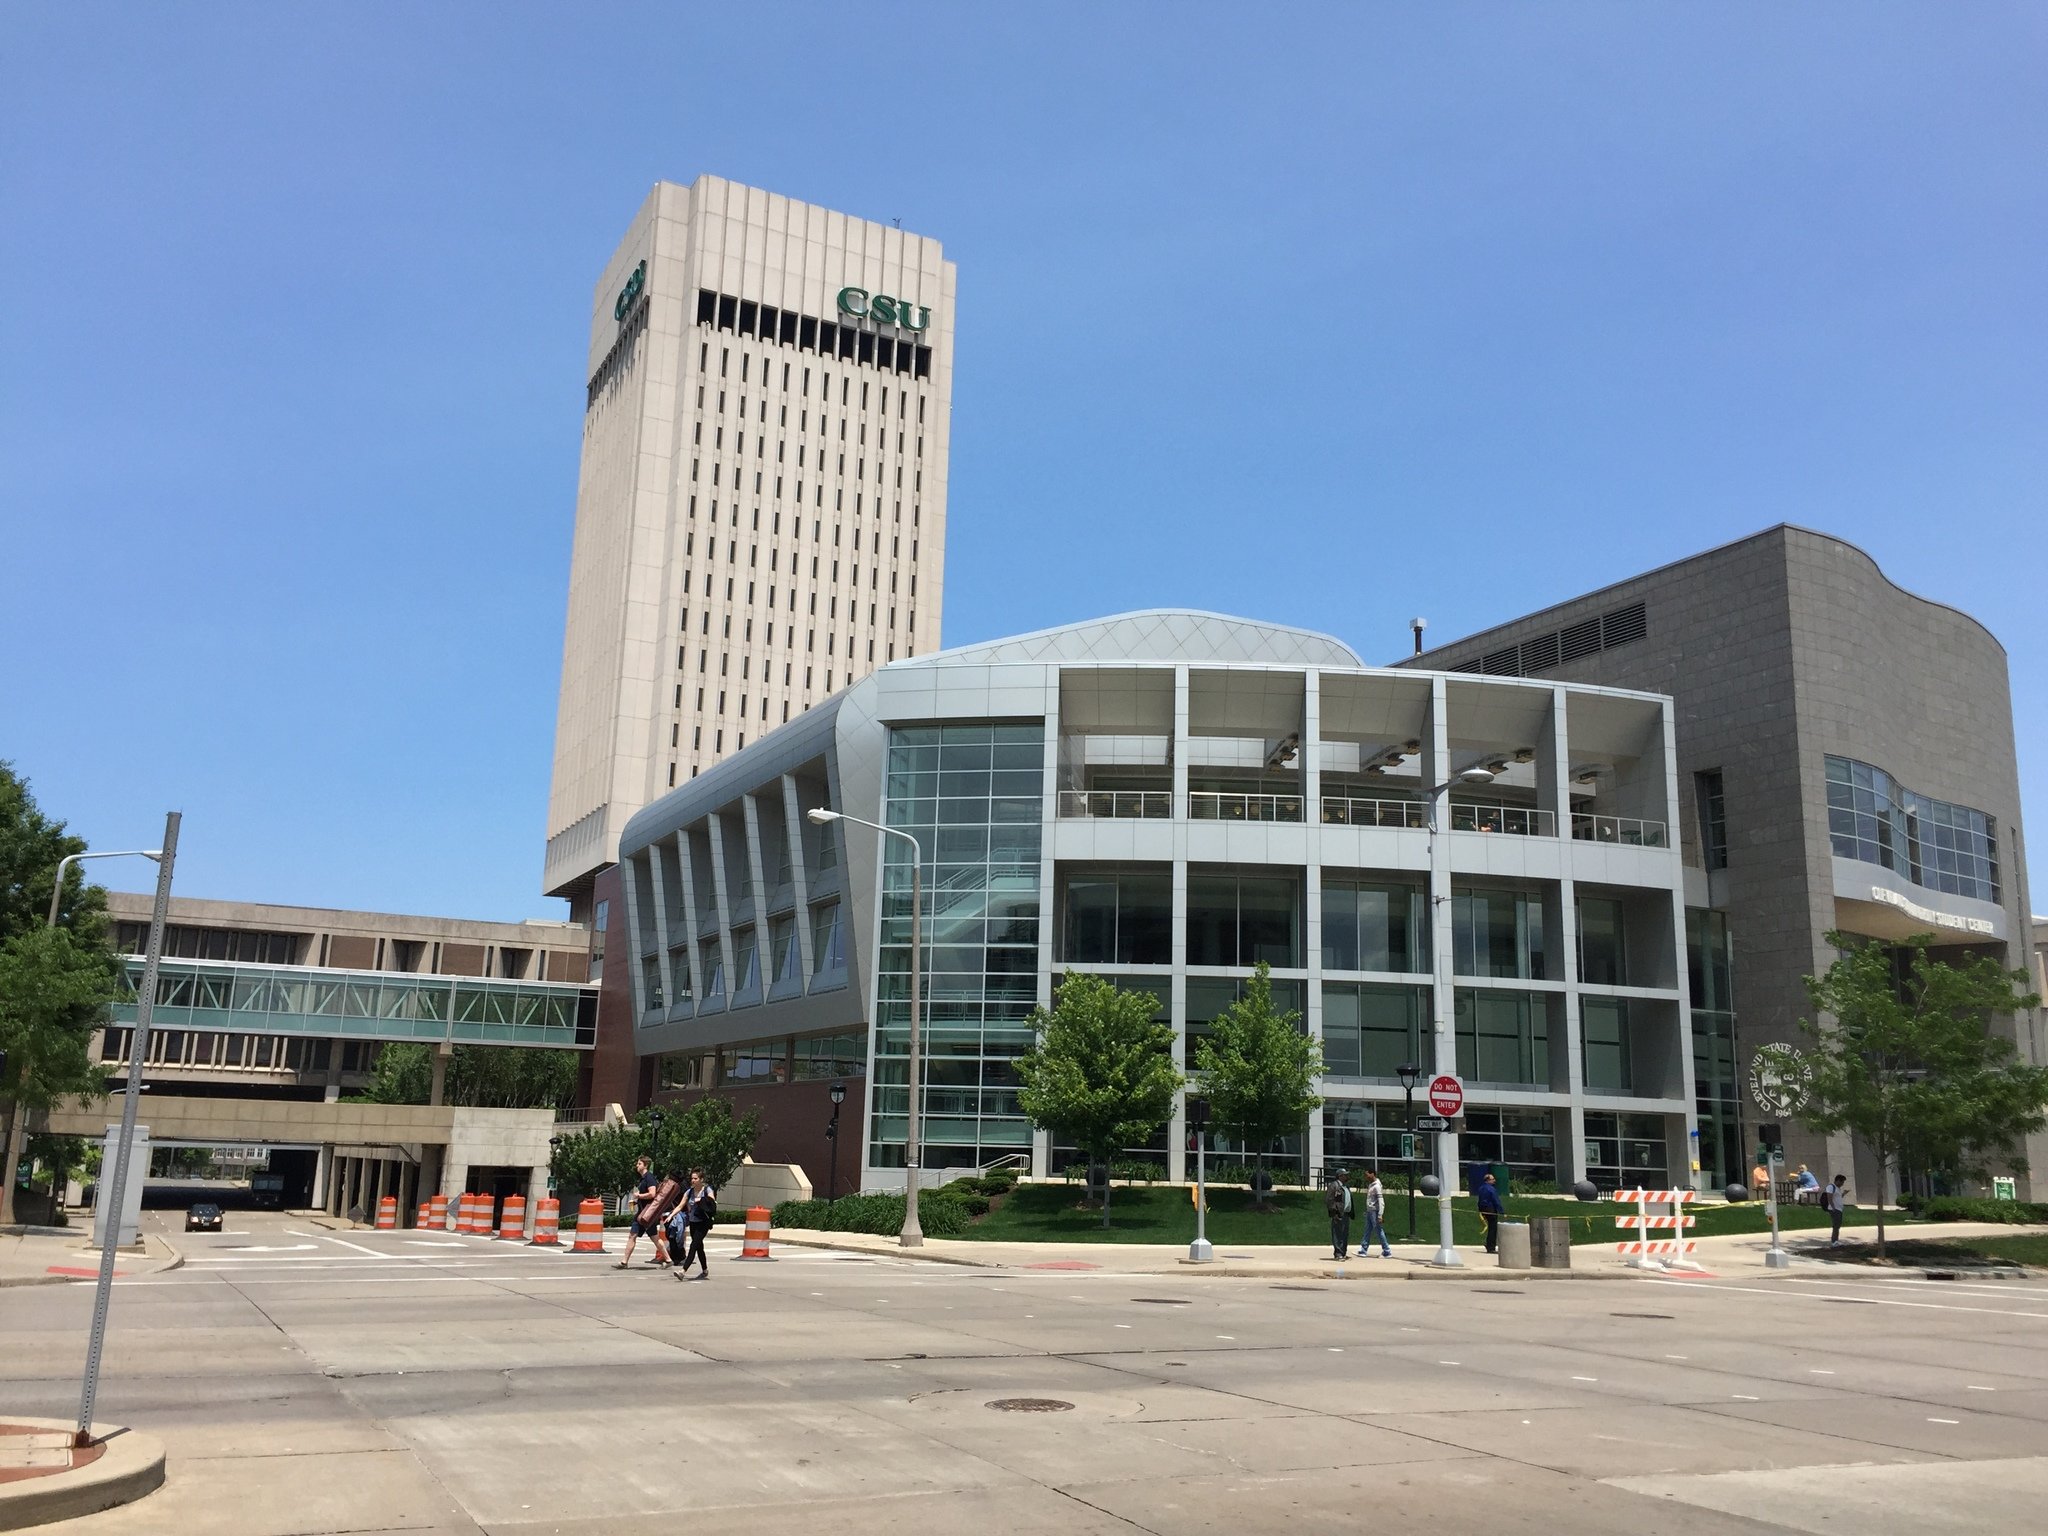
[1450,803,1555,837]
[1571,813,1669,848]
[1058,788,1170,820]
[1189,791,1304,823]
[1320,796,1427,829]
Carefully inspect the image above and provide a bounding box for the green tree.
[1796,931,2046,1256]
[643,1095,761,1188]
[549,1096,763,1204]
[1193,962,1324,1207]
[0,926,118,1222]
[1015,971,1183,1227]
[1,764,122,1223]
[352,1044,579,1110]
[549,1123,643,1205]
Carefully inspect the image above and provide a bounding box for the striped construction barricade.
[530,1197,560,1246]
[737,1205,773,1261]
[375,1196,397,1231]
[498,1194,526,1241]
[1614,1188,1701,1271]
[429,1192,449,1230]
[569,1198,607,1253]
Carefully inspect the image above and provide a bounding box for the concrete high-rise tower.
[544,177,955,912]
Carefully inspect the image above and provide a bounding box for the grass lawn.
[1821,1234,2048,1269]
[953,1183,1890,1246]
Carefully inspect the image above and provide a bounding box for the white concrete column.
[1168,663,1192,1186]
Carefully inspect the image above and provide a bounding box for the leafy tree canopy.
[1193,961,1323,1198]
[1797,930,2046,1255]
[1,765,120,1223]
[352,1043,580,1111]
[550,1095,763,1202]
[1015,970,1183,1226]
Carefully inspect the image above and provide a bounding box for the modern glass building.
[616,611,1697,1193]
[1407,525,2042,1199]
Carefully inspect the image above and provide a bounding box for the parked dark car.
[185,1202,224,1233]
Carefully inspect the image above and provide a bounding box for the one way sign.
[1414,1114,1455,1133]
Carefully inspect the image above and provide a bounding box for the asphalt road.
[5,1209,2046,1535]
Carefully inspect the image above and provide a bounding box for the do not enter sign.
[1427,1074,1465,1118]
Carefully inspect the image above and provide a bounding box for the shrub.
[1509,1177,1563,1197]
[1913,1196,2048,1225]
[771,1190,972,1238]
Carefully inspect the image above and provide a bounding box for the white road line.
[1643,1278,2048,1321]
[287,1229,388,1258]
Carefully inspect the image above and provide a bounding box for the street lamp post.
[1424,765,1497,1269]
[1396,1063,1420,1242]
[1186,1095,1213,1263]
[826,1080,846,1202]
[809,808,924,1247]
[64,813,178,1447]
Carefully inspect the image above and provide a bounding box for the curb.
[0,1420,165,1532]
[769,1234,997,1267]
[1175,1263,1635,1282]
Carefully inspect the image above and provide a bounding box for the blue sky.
[3,6,2043,920]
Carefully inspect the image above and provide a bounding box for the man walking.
[672,1167,717,1280]
[1354,1167,1392,1258]
[1476,1171,1505,1254]
[616,1156,662,1269]
[1823,1173,1849,1245]
[1324,1168,1352,1260]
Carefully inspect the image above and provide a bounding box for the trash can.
[1496,1219,1531,1269]
[1529,1216,1572,1269]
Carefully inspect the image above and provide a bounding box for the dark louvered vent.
[1558,616,1603,663]
[1433,600,1646,679]
[1601,601,1647,648]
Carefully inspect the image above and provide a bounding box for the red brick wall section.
[582,864,641,1113]
[655,1077,862,1200]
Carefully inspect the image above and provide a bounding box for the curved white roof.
[899,609,1363,670]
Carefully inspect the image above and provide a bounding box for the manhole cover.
[1611,1312,1674,1319]
[1473,1287,1524,1294]
[1270,1284,1326,1292]
[988,1398,1074,1413]
[1131,1297,1191,1305]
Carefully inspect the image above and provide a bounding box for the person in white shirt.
[1354,1169,1392,1258]
[1823,1173,1849,1245]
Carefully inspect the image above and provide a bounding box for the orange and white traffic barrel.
[569,1197,607,1253]
[415,1200,431,1229]
[498,1194,526,1241]
[737,1205,773,1260]
[375,1196,397,1230]
[429,1192,449,1230]
[530,1197,560,1246]
[461,1192,484,1234]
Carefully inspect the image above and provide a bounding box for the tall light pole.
[1396,1062,1420,1242]
[826,1080,846,1202]
[0,846,163,1230]
[1424,765,1495,1269]
[1186,1095,1213,1263]
[809,808,925,1247]
[46,849,164,930]
[69,813,178,1446]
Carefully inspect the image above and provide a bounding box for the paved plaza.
[4,1210,2046,1535]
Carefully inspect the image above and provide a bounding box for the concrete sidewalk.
[0,1225,183,1288]
[768,1219,2047,1280]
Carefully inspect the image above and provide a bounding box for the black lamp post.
[826,1080,847,1202]
[645,1108,664,1176]
[1396,1063,1421,1241]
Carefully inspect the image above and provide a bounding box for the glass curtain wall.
[870,723,1044,1171]
[1320,982,1427,1079]
[1321,880,1427,973]
[1452,889,1549,979]
[1687,908,1739,1189]
[1453,989,1551,1086]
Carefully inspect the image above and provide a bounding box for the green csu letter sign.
[836,286,931,332]
[614,260,647,323]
